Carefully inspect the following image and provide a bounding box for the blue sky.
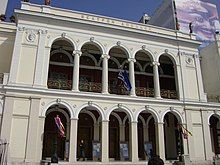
[5,0,220,22]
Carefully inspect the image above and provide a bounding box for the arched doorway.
[159,55,178,99]
[42,105,70,161]
[137,113,156,160]
[77,108,101,161]
[109,46,129,95]
[164,112,183,160]
[210,115,220,155]
[109,111,130,161]
[135,50,154,97]
[47,40,74,90]
[80,43,102,93]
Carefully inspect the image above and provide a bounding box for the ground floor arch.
[210,115,220,155]
[42,105,71,161]
[163,112,183,160]
[77,108,102,161]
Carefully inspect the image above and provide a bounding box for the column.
[143,124,149,142]
[201,110,213,161]
[194,54,206,102]
[72,50,82,92]
[33,30,47,87]
[152,61,161,99]
[101,54,110,94]
[130,121,138,162]
[41,47,51,88]
[128,58,136,96]
[0,0,8,15]
[69,118,78,163]
[0,97,14,142]
[94,123,100,141]
[101,120,109,163]
[9,27,25,83]
[155,122,165,161]
[25,98,41,162]
[119,124,125,141]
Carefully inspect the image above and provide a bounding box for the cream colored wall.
[0,33,15,73]
[10,98,30,159]
[191,111,205,159]
[185,68,199,100]
[17,46,37,84]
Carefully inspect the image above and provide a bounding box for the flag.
[54,115,65,138]
[118,70,132,91]
[179,124,192,139]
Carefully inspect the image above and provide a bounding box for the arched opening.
[109,47,129,95]
[159,55,178,99]
[164,112,183,160]
[47,40,74,90]
[137,113,156,160]
[210,115,220,155]
[109,111,130,161]
[135,51,154,97]
[77,108,102,161]
[79,43,102,93]
[42,105,71,162]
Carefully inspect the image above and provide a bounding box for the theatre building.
[1,2,220,165]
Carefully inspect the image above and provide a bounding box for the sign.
[92,141,101,159]
[119,142,129,159]
[144,142,153,160]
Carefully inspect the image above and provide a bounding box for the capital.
[73,50,82,56]
[152,61,160,66]
[128,58,136,63]
[101,54,110,59]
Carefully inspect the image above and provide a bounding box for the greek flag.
[118,70,132,91]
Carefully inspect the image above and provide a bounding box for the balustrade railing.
[79,82,102,93]
[47,78,72,90]
[47,79,178,99]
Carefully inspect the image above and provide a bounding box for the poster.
[92,141,101,159]
[120,142,129,159]
[144,142,153,160]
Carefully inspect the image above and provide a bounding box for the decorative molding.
[145,105,149,110]
[90,37,94,42]
[61,32,66,38]
[116,41,121,46]
[26,31,36,42]
[56,98,61,104]
[73,50,82,56]
[142,45,146,50]
[152,61,160,66]
[164,49,169,53]
[88,101,93,106]
[118,103,122,108]
[128,58,136,63]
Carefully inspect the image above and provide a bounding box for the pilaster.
[25,98,41,162]
[33,30,47,87]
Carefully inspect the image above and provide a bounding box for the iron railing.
[47,79,178,99]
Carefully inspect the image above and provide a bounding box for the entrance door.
[42,111,66,160]
[109,127,119,159]
[77,127,92,159]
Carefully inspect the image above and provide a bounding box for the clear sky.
[5,0,220,22]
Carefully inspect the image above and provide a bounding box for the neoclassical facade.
[0,2,220,165]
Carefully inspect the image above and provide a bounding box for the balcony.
[47,79,178,99]
[47,78,72,90]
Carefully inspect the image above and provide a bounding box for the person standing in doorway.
[79,140,85,161]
